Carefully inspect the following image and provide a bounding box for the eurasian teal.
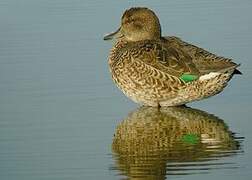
[104,7,241,106]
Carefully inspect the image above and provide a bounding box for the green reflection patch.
[181,133,200,144]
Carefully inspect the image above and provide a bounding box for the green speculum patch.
[180,74,198,83]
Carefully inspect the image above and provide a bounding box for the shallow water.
[0,0,251,179]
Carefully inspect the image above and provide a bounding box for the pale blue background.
[0,0,251,179]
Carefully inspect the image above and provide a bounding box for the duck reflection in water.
[111,106,243,180]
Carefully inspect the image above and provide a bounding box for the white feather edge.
[199,72,221,81]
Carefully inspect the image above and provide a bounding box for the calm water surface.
[0,0,251,179]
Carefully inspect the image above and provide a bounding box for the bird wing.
[164,36,240,74]
[129,40,201,81]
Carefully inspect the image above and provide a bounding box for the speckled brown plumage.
[104,7,241,106]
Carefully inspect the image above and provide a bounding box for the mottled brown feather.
[105,7,241,106]
[164,36,239,74]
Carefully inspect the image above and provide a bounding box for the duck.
[104,7,241,107]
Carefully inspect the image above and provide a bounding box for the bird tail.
[218,64,242,75]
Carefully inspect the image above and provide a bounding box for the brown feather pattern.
[106,7,240,106]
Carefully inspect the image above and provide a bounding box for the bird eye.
[125,17,134,24]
